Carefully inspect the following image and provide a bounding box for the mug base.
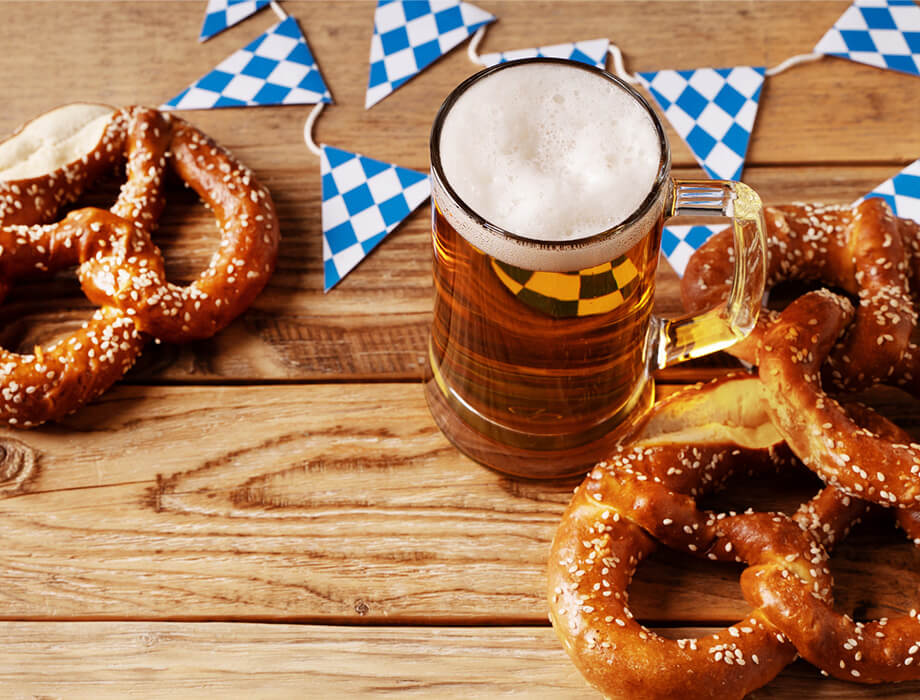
[423,376,655,480]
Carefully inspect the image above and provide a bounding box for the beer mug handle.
[653,179,767,368]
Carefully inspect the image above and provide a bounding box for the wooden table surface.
[2,1,920,697]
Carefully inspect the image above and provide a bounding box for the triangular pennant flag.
[661,224,725,277]
[637,67,765,181]
[815,0,920,77]
[855,158,920,222]
[478,38,610,69]
[163,16,333,110]
[366,0,496,109]
[321,146,430,291]
[199,0,271,42]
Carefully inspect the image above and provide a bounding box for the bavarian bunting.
[321,146,430,291]
[366,0,496,108]
[164,16,332,110]
[478,38,610,69]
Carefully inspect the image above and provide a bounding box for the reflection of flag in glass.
[366,0,496,108]
[321,146,430,291]
[164,16,332,110]
[661,225,725,277]
[856,159,920,223]
[490,257,639,317]
[637,67,765,182]
[478,39,610,69]
[815,0,920,77]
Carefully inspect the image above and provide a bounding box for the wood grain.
[0,383,917,624]
[2,622,919,699]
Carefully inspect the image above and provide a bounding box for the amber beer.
[429,201,663,461]
[426,59,767,478]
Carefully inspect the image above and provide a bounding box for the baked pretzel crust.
[0,104,280,426]
[548,372,920,697]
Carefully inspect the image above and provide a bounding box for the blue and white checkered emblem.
[637,67,765,182]
[164,16,332,110]
[199,0,271,42]
[815,0,920,77]
[366,0,496,109]
[321,146,430,291]
[856,158,920,223]
[478,38,610,69]
[661,224,724,277]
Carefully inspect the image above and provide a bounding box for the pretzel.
[759,289,920,507]
[744,394,920,684]
[681,199,917,391]
[80,117,279,342]
[0,104,279,426]
[548,373,920,698]
[548,375,855,698]
[889,214,920,395]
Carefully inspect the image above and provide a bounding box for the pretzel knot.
[682,200,919,392]
[682,202,920,509]
[548,374,920,699]
[0,104,279,427]
[761,290,920,507]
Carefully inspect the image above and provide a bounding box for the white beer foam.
[438,63,663,269]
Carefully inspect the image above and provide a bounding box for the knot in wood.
[0,436,38,494]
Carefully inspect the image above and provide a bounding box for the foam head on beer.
[439,63,662,247]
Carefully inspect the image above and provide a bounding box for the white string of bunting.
[168,0,920,289]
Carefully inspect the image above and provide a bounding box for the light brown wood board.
[1,1,919,698]
[3,622,920,698]
[0,383,917,623]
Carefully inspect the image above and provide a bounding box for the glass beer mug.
[425,59,766,478]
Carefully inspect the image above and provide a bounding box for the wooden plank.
[0,163,904,383]
[0,383,917,623]
[2,621,919,698]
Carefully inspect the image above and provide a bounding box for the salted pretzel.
[0,104,279,426]
[760,289,920,508]
[682,199,917,391]
[748,397,920,685]
[548,372,920,698]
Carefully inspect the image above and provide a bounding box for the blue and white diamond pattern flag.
[199,0,271,42]
[478,38,610,69]
[322,146,430,291]
[661,224,724,277]
[164,16,332,110]
[366,0,496,109]
[856,158,920,222]
[637,67,765,181]
[815,0,920,77]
